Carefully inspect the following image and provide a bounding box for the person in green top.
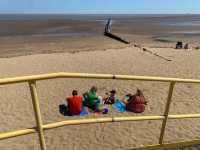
[83,86,101,111]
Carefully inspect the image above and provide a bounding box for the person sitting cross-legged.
[125,89,148,113]
[83,86,103,112]
[66,90,83,116]
[104,89,117,105]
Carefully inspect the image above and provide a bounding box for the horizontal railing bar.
[0,128,36,140]
[169,114,200,119]
[126,138,200,150]
[114,74,200,83]
[0,72,200,85]
[113,116,164,122]
[124,144,162,150]
[0,73,114,85]
[1,114,200,140]
[43,118,113,129]
[164,139,200,149]
[0,116,164,140]
[43,116,165,130]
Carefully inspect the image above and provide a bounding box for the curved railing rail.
[0,72,200,150]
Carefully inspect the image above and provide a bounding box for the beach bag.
[59,104,68,116]
[113,100,126,113]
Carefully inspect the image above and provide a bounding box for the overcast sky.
[0,0,200,14]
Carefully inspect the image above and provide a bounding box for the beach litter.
[176,41,183,49]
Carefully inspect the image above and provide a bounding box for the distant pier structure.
[104,19,130,44]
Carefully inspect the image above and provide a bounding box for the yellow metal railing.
[0,72,200,150]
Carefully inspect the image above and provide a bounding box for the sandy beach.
[0,45,200,150]
[0,14,200,150]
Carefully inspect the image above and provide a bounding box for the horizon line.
[0,12,199,15]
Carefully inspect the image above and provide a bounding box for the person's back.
[83,86,101,111]
[126,96,146,113]
[105,18,112,33]
[67,90,83,116]
[126,89,147,113]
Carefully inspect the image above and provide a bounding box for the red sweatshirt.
[67,96,83,115]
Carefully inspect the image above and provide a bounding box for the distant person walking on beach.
[105,18,112,33]
[83,86,102,112]
[66,90,83,116]
[126,89,147,113]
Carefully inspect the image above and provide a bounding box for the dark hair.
[72,90,78,96]
[90,86,97,92]
[110,89,116,94]
[126,93,132,97]
[136,89,143,96]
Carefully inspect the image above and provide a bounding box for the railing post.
[29,81,47,150]
[159,81,175,145]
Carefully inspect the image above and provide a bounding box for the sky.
[0,0,200,14]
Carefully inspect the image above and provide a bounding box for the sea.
[0,14,200,39]
[0,14,200,25]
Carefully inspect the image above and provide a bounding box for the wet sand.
[0,14,200,58]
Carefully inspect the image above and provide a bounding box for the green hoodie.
[84,91,99,110]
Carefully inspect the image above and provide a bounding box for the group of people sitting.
[59,86,148,116]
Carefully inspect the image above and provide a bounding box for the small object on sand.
[195,46,200,50]
[184,43,189,50]
[113,100,126,112]
[59,104,68,116]
[142,48,147,51]
[134,44,142,49]
[176,41,183,49]
[102,108,109,114]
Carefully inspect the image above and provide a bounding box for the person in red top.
[126,89,147,113]
[66,90,83,116]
